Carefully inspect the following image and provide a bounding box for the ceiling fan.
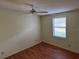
[24,3,48,14]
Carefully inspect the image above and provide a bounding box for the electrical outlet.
[1,52,4,55]
[68,44,71,48]
[0,51,4,59]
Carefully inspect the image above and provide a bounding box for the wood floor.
[5,42,79,59]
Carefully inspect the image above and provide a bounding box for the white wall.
[41,11,79,53]
[0,9,41,58]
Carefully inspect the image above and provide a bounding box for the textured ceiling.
[0,0,79,15]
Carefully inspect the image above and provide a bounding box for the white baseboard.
[43,41,79,54]
[5,41,42,58]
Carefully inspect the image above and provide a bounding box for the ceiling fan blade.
[25,12,32,14]
[18,10,32,14]
[36,11,48,13]
[24,3,33,6]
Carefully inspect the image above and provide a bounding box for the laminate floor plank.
[5,42,79,59]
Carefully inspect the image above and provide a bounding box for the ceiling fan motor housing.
[31,8,36,13]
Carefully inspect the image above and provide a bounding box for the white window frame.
[52,17,66,38]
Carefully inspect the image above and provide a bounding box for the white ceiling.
[0,0,79,15]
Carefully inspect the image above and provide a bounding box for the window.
[52,17,66,38]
